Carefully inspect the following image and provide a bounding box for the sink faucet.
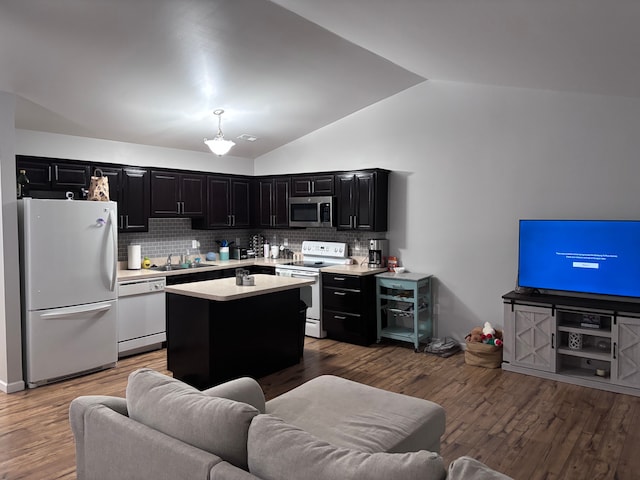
[166,254,173,266]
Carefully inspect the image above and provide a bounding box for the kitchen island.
[165,274,314,389]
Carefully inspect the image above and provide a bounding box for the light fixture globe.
[204,109,235,156]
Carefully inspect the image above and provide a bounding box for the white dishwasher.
[117,277,166,357]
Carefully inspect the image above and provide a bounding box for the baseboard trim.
[0,378,26,394]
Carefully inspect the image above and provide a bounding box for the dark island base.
[167,289,303,390]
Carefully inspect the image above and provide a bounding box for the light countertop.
[164,274,314,302]
[117,257,386,280]
[320,264,388,276]
[117,258,290,280]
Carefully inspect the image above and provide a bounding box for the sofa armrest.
[448,456,513,480]
[70,400,223,480]
[69,395,128,479]
[202,377,266,413]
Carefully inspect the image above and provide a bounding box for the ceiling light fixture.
[204,109,235,156]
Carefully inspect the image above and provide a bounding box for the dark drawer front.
[323,310,363,335]
[322,273,360,290]
[323,287,361,313]
[323,309,370,346]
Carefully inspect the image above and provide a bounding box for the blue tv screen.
[518,220,640,298]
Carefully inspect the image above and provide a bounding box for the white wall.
[16,130,255,176]
[0,92,24,393]
[257,80,640,341]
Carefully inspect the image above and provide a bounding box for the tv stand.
[502,290,640,397]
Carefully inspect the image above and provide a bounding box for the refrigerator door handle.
[108,209,117,292]
[40,302,113,319]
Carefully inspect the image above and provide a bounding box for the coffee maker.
[368,239,389,268]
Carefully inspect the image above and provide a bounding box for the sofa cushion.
[126,368,259,470]
[265,374,446,453]
[247,414,446,480]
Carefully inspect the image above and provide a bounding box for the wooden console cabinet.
[503,290,640,396]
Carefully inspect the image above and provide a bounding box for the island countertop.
[164,274,314,302]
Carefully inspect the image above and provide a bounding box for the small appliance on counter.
[368,239,389,268]
[232,246,249,260]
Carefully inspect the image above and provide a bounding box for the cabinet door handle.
[551,333,555,349]
[181,201,185,214]
[119,215,124,229]
[613,342,617,359]
[334,315,347,320]
[333,291,347,296]
[333,277,346,281]
[47,165,52,182]
[176,202,181,214]
[227,215,232,226]
[232,215,236,226]
[125,215,130,228]
[54,165,60,181]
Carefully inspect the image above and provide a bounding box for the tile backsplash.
[118,218,382,261]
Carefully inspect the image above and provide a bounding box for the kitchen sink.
[150,263,215,271]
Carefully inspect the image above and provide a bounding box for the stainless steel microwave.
[289,196,333,228]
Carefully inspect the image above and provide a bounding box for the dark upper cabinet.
[335,169,389,232]
[17,156,91,197]
[150,170,205,217]
[193,175,251,229]
[98,166,150,232]
[256,177,290,228]
[290,174,334,197]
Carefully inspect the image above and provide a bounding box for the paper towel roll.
[128,244,141,270]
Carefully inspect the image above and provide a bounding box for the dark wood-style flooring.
[1,337,640,479]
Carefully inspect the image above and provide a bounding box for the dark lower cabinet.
[166,288,301,389]
[165,270,223,286]
[322,272,377,346]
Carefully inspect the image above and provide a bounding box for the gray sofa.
[69,369,511,480]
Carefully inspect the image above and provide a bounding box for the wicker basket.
[464,329,503,368]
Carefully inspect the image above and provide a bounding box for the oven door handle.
[290,273,319,279]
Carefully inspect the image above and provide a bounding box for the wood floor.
[2,337,640,479]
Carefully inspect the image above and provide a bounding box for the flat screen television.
[518,219,640,299]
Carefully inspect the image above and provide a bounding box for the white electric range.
[275,241,351,338]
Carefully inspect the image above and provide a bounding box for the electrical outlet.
[191,240,199,249]
[283,238,289,247]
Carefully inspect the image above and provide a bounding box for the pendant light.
[204,109,235,156]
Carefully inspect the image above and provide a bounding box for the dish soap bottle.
[17,169,29,198]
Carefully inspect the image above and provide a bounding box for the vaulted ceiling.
[2,1,639,159]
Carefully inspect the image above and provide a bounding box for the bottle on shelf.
[17,169,29,198]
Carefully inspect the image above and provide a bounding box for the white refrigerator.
[18,198,119,388]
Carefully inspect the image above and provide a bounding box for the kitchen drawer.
[323,309,369,345]
[377,277,416,289]
[322,273,361,290]
[323,287,362,313]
